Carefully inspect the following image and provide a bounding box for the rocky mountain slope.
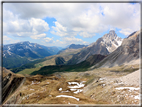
[2,67,25,104]
[3,41,60,69]
[91,30,140,68]
[67,30,123,65]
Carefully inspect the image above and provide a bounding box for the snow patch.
[74,89,83,94]
[134,95,140,100]
[31,81,40,85]
[8,46,11,50]
[68,82,85,89]
[56,95,79,101]
[115,87,140,91]
[30,89,35,91]
[117,40,122,46]
[61,90,70,93]
[70,89,77,91]
[59,88,62,91]
[7,50,12,55]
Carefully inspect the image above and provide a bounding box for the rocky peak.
[102,30,117,40]
[101,30,123,53]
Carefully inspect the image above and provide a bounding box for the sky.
[3,2,141,48]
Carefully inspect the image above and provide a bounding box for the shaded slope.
[2,67,25,104]
[55,57,65,65]
[3,53,30,69]
[31,54,106,75]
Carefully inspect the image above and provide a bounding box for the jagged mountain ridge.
[91,30,140,68]
[67,30,123,65]
[101,30,123,52]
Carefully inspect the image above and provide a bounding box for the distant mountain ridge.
[66,30,123,65]
[3,41,61,69]
[68,44,87,49]
[57,44,87,54]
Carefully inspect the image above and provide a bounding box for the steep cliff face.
[2,67,25,104]
[91,30,140,68]
[67,30,123,65]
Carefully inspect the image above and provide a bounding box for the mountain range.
[3,41,61,69]
[2,30,140,105]
[67,30,123,65]
[30,30,140,75]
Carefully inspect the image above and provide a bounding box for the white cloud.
[63,36,88,44]
[100,3,140,33]
[119,28,134,36]
[31,33,46,39]
[43,36,88,47]
[3,9,50,38]
[51,22,68,37]
[3,36,20,44]
[3,2,140,46]
[44,37,53,43]
[79,32,95,38]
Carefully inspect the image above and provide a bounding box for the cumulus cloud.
[119,28,134,36]
[3,9,50,38]
[44,37,53,43]
[79,32,95,38]
[63,36,88,44]
[100,3,140,34]
[3,36,20,44]
[43,36,88,47]
[3,2,140,46]
[31,33,46,39]
[51,22,68,37]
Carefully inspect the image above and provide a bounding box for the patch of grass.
[17,67,41,75]
[35,63,43,68]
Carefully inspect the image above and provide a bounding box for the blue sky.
[3,3,140,48]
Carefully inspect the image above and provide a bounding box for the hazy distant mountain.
[68,44,87,49]
[67,30,123,65]
[57,44,87,54]
[3,41,60,69]
[91,30,140,68]
[40,45,61,55]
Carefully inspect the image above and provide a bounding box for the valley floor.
[3,64,141,105]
